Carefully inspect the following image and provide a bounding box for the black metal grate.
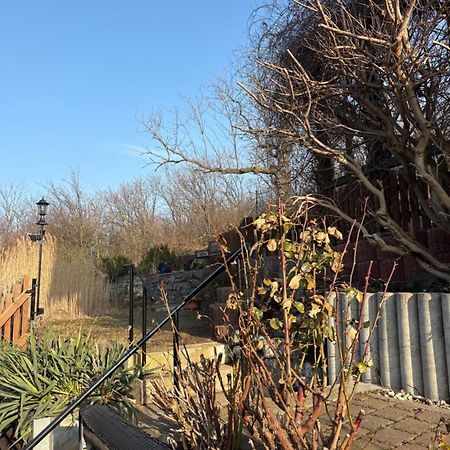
[81,405,170,450]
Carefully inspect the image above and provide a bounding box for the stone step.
[136,389,258,450]
[141,361,235,401]
[143,340,229,372]
[131,341,233,405]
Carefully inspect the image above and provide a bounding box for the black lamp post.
[35,198,49,317]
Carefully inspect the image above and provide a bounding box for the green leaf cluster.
[251,214,346,358]
[99,253,130,281]
[138,244,180,273]
[0,328,142,444]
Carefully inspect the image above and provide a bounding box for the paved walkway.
[345,390,450,449]
[138,387,450,449]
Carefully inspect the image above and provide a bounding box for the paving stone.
[351,435,386,449]
[353,394,371,403]
[362,415,394,433]
[394,443,427,450]
[350,402,377,417]
[366,392,396,400]
[409,431,436,447]
[361,397,395,411]
[371,405,410,422]
[368,427,415,447]
[435,419,450,435]
[341,423,370,437]
[391,416,434,435]
[318,415,334,428]
[415,408,450,425]
[139,381,450,449]
[387,401,424,411]
[437,408,450,419]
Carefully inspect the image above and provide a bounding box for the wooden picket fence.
[333,169,449,236]
[0,275,35,348]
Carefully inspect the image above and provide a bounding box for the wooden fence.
[334,233,450,285]
[220,217,256,254]
[333,170,447,236]
[331,170,450,283]
[0,275,35,348]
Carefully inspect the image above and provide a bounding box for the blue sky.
[0,1,257,196]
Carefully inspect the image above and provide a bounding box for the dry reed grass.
[0,235,109,318]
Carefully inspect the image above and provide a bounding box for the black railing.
[129,262,182,386]
[125,263,157,367]
[30,278,37,322]
[24,247,242,450]
[128,264,134,343]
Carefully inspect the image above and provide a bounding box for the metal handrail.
[125,263,154,356]
[24,247,242,450]
[124,262,155,299]
[125,263,161,349]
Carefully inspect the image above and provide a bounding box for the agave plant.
[0,327,142,445]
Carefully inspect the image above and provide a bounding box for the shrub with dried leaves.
[147,205,393,449]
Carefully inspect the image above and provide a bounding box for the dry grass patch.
[37,307,217,349]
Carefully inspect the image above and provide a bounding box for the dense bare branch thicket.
[157,166,253,252]
[143,87,290,201]
[0,183,33,247]
[244,0,450,281]
[0,167,252,268]
[148,208,392,449]
[102,176,163,262]
[46,171,105,253]
[144,0,450,281]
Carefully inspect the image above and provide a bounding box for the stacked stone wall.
[108,266,228,312]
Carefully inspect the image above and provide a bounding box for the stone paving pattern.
[139,389,450,449]
[345,391,450,449]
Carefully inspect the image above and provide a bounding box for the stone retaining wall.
[108,266,228,311]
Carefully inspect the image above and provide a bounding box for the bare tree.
[142,86,310,203]
[46,170,104,254]
[157,166,253,252]
[102,176,163,262]
[145,0,449,280]
[0,183,33,247]
[241,0,450,280]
